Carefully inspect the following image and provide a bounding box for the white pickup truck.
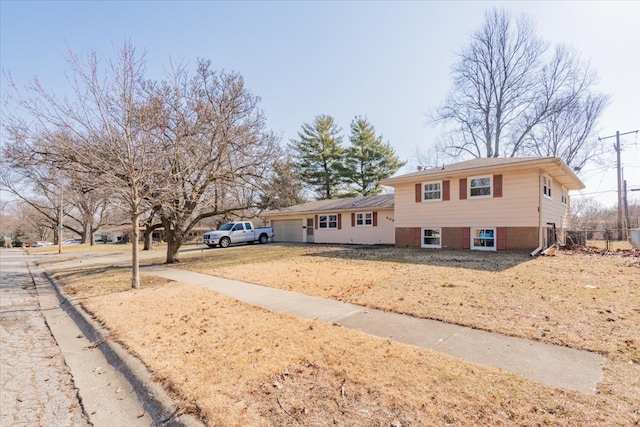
[203,222,274,248]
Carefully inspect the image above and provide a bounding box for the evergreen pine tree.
[343,116,405,196]
[291,115,344,200]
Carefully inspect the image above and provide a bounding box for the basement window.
[471,228,496,251]
[421,228,442,248]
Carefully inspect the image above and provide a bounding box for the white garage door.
[271,219,302,242]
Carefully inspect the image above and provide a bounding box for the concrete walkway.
[143,265,604,394]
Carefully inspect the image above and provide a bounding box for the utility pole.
[57,186,63,254]
[598,129,639,240]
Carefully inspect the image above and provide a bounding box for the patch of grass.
[54,276,635,425]
[47,244,640,424]
[179,245,639,360]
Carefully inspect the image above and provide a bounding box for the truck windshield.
[219,223,234,231]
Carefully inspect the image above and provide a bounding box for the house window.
[542,175,552,199]
[561,187,568,205]
[469,176,492,198]
[471,228,496,251]
[422,182,442,201]
[319,214,338,229]
[355,212,373,227]
[421,228,441,248]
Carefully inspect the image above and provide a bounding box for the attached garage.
[264,194,395,245]
[271,219,303,242]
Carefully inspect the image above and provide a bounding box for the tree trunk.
[143,226,152,251]
[131,214,140,289]
[83,227,92,245]
[164,227,183,264]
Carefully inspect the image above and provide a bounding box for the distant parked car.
[33,241,54,247]
[62,239,81,244]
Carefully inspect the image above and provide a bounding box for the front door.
[306,218,314,243]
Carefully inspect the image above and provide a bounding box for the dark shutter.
[462,227,470,249]
[315,215,318,230]
[415,183,422,203]
[494,174,503,198]
[338,214,342,230]
[414,228,421,247]
[373,212,378,227]
[443,180,450,201]
[459,178,467,200]
[497,227,506,250]
[351,213,355,227]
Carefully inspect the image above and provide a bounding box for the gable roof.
[264,194,394,216]
[379,157,585,190]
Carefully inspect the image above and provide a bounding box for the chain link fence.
[566,229,638,250]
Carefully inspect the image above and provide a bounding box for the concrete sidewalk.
[143,265,604,394]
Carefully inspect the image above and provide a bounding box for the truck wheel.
[259,233,268,244]
[219,237,231,248]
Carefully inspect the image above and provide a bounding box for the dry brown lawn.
[50,244,639,426]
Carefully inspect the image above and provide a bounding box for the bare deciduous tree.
[432,8,609,167]
[524,88,609,171]
[3,43,168,288]
[259,151,306,210]
[0,156,110,245]
[146,59,279,263]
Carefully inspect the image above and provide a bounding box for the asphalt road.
[0,249,89,426]
[0,249,153,427]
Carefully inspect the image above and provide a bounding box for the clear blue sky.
[1,1,638,207]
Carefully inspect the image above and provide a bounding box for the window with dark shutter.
[459,178,467,200]
[462,227,470,249]
[494,174,502,197]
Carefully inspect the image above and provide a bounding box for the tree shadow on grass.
[301,245,536,272]
[51,265,168,302]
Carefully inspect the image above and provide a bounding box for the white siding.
[541,177,571,229]
[314,209,395,245]
[267,209,395,245]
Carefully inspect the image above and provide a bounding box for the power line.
[598,129,639,240]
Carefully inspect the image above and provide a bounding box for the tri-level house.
[378,157,584,252]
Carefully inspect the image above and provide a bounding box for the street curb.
[33,266,204,427]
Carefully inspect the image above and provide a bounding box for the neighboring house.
[379,157,584,252]
[264,194,395,245]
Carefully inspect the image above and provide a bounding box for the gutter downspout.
[530,170,544,257]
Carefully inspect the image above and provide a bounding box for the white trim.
[421,228,442,248]
[422,181,442,202]
[470,227,496,251]
[468,176,492,198]
[318,213,338,230]
[355,212,373,227]
[542,175,552,199]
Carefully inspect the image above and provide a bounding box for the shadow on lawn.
[51,265,162,301]
[302,245,535,272]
